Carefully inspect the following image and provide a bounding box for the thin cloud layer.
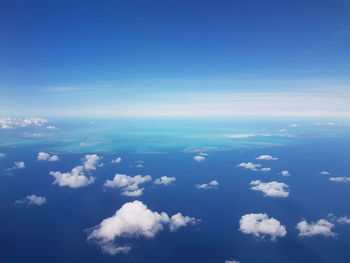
[239,213,287,241]
[329,177,350,182]
[320,171,331,175]
[250,180,289,197]
[154,176,176,185]
[87,200,198,255]
[15,195,47,206]
[0,153,5,158]
[37,152,59,162]
[0,117,48,129]
[104,173,152,196]
[196,180,219,189]
[296,219,335,237]
[255,155,278,161]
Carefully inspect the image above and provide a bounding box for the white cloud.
[199,152,208,156]
[279,129,287,132]
[225,260,240,263]
[296,219,335,237]
[328,214,350,225]
[50,165,95,188]
[0,117,48,129]
[290,124,299,127]
[154,176,176,185]
[15,195,47,206]
[196,180,219,189]
[194,156,205,162]
[111,157,122,163]
[250,180,289,197]
[0,153,5,158]
[46,125,57,130]
[237,162,270,172]
[37,152,59,162]
[104,174,152,196]
[87,200,198,255]
[256,155,278,161]
[83,154,102,170]
[239,213,287,241]
[13,161,25,169]
[320,171,331,175]
[329,177,350,182]
[279,170,291,176]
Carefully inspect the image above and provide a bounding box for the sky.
[0,0,350,117]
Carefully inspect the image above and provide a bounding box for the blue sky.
[1,0,350,116]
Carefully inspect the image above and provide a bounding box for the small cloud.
[225,260,240,263]
[329,177,350,183]
[154,176,176,185]
[37,152,59,162]
[104,174,152,196]
[328,214,350,225]
[279,129,287,132]
[111,157,122,163]
[196,180,219,189]
[296,219,335,237]
[87,200,198,255]
[228,134,271,138]
[13,161,25,169]
[199,152,208,156]
[194,156,205,162]
[320,171,331,175]
[0,153,5,158]
[250,180,289,197]
[237,162,270,172]
[290,124,299,127]
[239,213,287,241]
[15,195,47,206]
[83,154,102,170]
[255,155,278,161]
[50,165,95,188]
[279,170,291,177]
[46,125,57,130]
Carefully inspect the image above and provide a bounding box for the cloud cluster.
[87,201,198,255]
[0,117,48,129]
[154,176,176,185]
[37,152,59,162]
[194,156,205,162]
[15,195,47,206]
[255,155,278,161]
[196,180,219,189]
[237,162,270,172]
[49,154,102,188]
[250,180,289,197]
[111,157,122,163]
[104,174,152,196]
[239,213,287,241]
[329,177,350,183]
[296,219,335,237]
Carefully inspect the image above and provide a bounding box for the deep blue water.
[1,118,350,262]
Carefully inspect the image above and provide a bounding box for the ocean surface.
[1,117,350,263]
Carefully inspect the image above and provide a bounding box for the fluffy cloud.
[194,156,205,162]
[255,155,278,161]
[296,219,335,237]
[50,165,95,188]
[83,154,102,170]
[237,162,270,172]
[15,195,47,206]
[37,152,59,162]
[329,177,350,182]
[279,170,291,176]
[250,180,289,197]
[13,161,25,169]
[104,174,152,196]
[196,180,219,189]
[0,117,48,129]
[320,171,331,175]
[0,153,5,158]
[111,157,122,163]
[239,213,287,241]
[154,176,176,185]
[87,201,198,255]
